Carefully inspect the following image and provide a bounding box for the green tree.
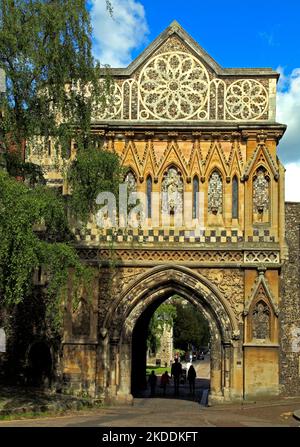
[0,170,91,329]
[67,145,124,222]
[173,300,210,351]
[0,0,111,162]
[0,1,121,331]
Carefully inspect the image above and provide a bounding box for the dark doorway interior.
[131,295,211,400]
[27,341,52,387]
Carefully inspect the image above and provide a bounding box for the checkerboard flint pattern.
[74,227,246,243]
[73,225,278,244]
[247,228,276,243]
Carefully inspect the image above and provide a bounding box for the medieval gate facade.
[30,22,288,404]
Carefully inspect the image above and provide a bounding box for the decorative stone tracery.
[93,80,122,120]
[139,52,209,120]
[225,80,268,120]
[72,299,91,337]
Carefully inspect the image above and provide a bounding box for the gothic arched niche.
[72,298,91,337]
[146,175,152,218]
[252,300,271,341]
[208,170,223,215]
[232,175,239,219]
[193,175,200,219]
[124,170,137,193]
[161,166,183,215]
[253,166,270,223]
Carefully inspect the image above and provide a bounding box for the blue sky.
[131,0,300,74]
[89,0,300,201]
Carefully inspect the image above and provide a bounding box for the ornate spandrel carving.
[161,167,183,214]
[72,299,91,337]
[199,269,244,322]
[208,171,223,214]
[252,300,270,340]
[253,168,270,222]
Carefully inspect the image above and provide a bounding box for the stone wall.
[280,202,300,395]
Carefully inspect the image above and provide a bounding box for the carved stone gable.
[94,23,275,122]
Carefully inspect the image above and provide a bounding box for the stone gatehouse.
[27,21,300,404]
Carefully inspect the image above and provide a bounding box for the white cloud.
[90,0,149,67]
[276,68,300,201]
[284,162,300,202]
[277,67,300,164]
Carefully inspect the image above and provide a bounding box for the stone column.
[117,340,134,404]
[223,343,231,400]
[95,328,109,400]
[209,333,223,404]
[108,331,119,399]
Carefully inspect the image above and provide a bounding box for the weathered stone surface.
[280,202,300,395]
[17,23,291,404]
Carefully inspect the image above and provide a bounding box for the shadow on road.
[134,377,210,406]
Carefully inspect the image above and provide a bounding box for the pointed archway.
[99,265,242,405]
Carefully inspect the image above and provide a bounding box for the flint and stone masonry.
[280,202,300,395]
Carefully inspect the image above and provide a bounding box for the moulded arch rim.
[123,166,138,181]
[158,160,188,180]
[207,166,225,181]
[193,173,200,183]
[103,264,239,337]
[252,164,271,180]
[122,282,226,342]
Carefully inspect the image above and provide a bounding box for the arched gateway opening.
[102,266,242,405]
[131,295,211,400]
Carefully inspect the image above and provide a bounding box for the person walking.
[187,364,196,395]
[160,371,170,396]
[148,370,157,397]
[171,358,182,396]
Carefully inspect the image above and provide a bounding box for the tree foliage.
[67,145,124,222]
[0,0,107,155]
[173,300,210,351]
[0,171,92,331]
[0,1,120,333]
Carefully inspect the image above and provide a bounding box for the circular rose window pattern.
[139,52,209,120]
[225,79,268,120]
